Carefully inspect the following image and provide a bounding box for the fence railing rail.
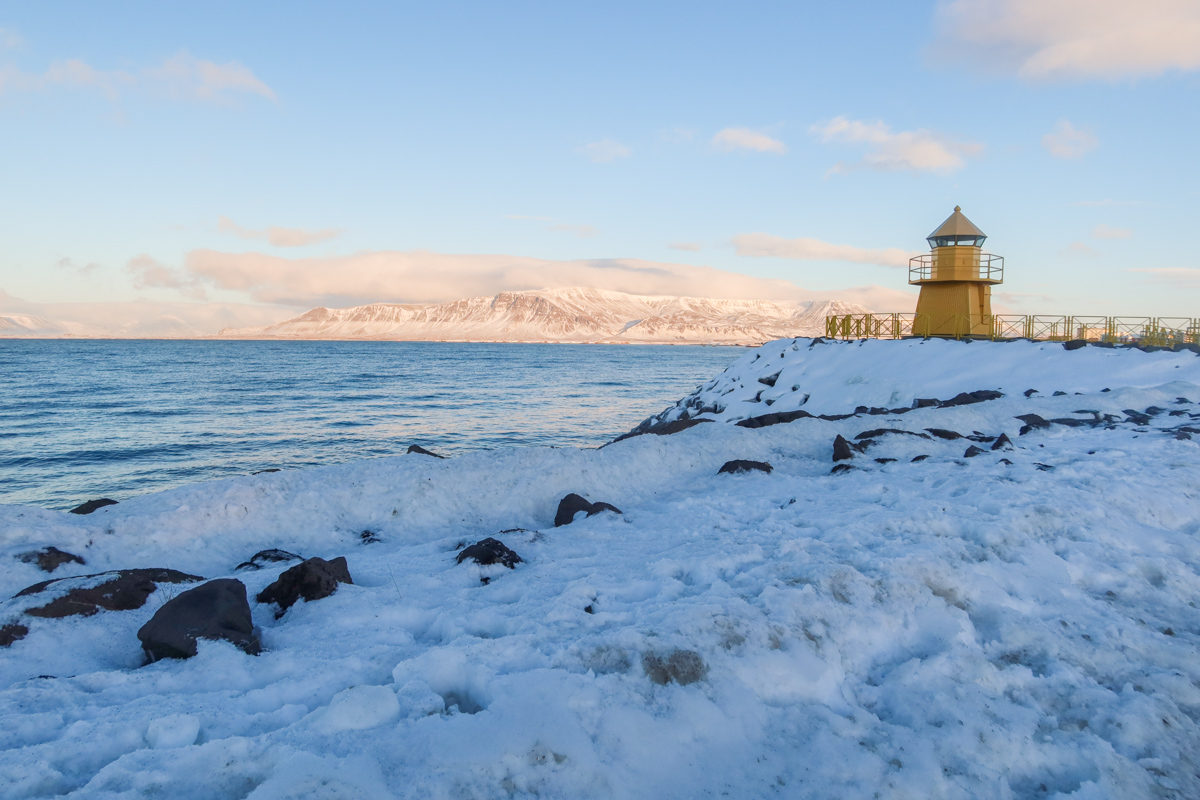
[824,314,1200,345]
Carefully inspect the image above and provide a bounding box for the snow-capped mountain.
[0,314,75,337]
[219,287,869,345]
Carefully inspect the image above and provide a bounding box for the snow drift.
[2,338,1200,798]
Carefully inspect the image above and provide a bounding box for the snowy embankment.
[3,338,1200,798]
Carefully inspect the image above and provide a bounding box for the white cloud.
[0,27,25,50]
[506,215,598,239]
[732,233,916,267]
[181,248,912,310]
[668,242,702,252]
[217,216,342,247]
[55,257,102,275]
[1070,199,1139,207]
[548,223,598,239]
[934,0,1200,81]
[811,116,982,174]
[1127,268,1200,286]
[144,51,276,104]
[576,140,631,163]
[0,50,275,104]
[127,254,207,299]
[1066,241,1097,256]
[1042,120,1098,158]
[711,127,787,154]
[1092,224,1132,239]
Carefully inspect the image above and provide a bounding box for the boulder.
[911,455,931,462]
[718,460,772,475]
[735,410,813,429]
[963,445,987,458]
[832,435,854,462]
[855,429,930,440]
[138,579,260,661]
[938,390,1003,408]
[456,538,523,569]
[643,650,707,686]
[235,549,303,571]
[925,428,963,440]
[554,493,622,527]
[17,546,86,573]
[1,623,28,647]
[1063,339,1088,351]
[407,445,445,458]
[991,433,1014,451]
[17,569,204,618]
[1015,414,1051,435]
[69,498,117,515]
[256,557,353,616]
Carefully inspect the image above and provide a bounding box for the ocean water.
[0,339,740,510]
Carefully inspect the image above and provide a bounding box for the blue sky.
[2,0,1198,325]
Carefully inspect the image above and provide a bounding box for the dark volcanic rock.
[913,398,939,409]
[991,433,1014,451]
[554,493,622,527]
[407,444,446,458]
[256,557,353,616]
[643,649,707,686]
[235,549,303,571]
[718,459,773,475]
[938,390,1002,408]
[911,455,931,462]
[610,417,714,444]
[17,547,86,573]
[456,537,523,569]
[1063,339,1088,351]
[925,428,963,440]
[963,445,987,458]
[17,569,204,618]
[69,499,117,515]
[874,458,897,464]
[736,410,813,429]
[1,623,28,647]
[832,435,854,462]
[855,428,931,440]
[138,579,260,661]
[1015,414,1051,435]
[830,463,857,474]
[1024,389,1039,397]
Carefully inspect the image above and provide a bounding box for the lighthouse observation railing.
[824,314,1200,346]
[908,253,1004,284]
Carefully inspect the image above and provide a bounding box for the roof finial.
[954,205,961,212]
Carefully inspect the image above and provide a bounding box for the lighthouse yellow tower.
[910,207,1004,337]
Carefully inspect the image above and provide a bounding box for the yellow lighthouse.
[910,207,1004,337]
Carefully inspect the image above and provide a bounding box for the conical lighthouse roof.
[928,206,985,239]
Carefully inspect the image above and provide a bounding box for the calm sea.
[0,340,739,510]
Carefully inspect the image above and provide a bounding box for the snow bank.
[636,337,1200,426]
[2,338,1200,798]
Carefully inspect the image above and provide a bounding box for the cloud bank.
[811,116,982,174]
[182,248,914,311]
[934,0,1200,81]
[732,234,916,267]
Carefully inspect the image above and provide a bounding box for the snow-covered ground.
[3,338,1200,798]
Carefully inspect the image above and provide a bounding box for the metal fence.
[824,314,1200,345]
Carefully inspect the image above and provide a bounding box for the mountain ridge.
[218,287,870,345]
